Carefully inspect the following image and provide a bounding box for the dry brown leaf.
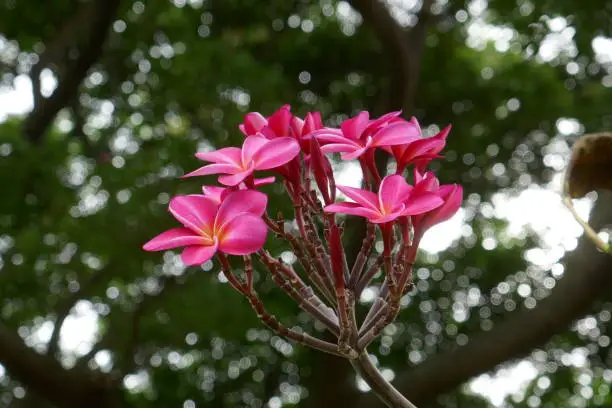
[564,132,612,199]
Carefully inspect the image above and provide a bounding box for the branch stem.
[351,350,418,408]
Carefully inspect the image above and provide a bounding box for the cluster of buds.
[144,106,463,359]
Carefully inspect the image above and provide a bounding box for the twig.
[563,196,610,253]
[349,223,377,289]
[244,291,355,359]
[258,250,340,336]
[351,350,418,408]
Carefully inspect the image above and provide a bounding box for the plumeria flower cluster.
[144,105,462,360]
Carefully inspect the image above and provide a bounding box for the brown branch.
[23,0,121,143]
[351,351,418,408]
[349,0,434,114]
[356,192,612,407]
[76,272,203,375]
[47,266,114,358]
[0,322,121,408]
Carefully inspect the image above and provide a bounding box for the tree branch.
[350,0,434,114]
[0,322,120,408]
[23,0,121,143]
[47,266,115,358]
[356,192,612,407]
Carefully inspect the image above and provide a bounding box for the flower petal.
[201,186,228,204]
[196,147,242,166]
[324,202,380,220]
[267,105,292,137]
[252,137,300,170]
[303,112,323,134]
[218,214,268,255]
[371,122,421,147]
[413,171,440,193]
[341,111,369,141]
[402,192,444,215]
[291,116,305,138]
[253,176,276,186]
[242,135,270,165]
[370,210,404,224]
[183,163,239,178]
[336,185,379,210]
[218,168,254,186]
[340,146,368,160]
[243,112,268,136]
[215,190,268,231]
[321,143,361,154]
[143,228,208,251]
[378,174,413,212]
[181,241,219,266]
[431,184,463,223]
[169,195,218,234]
[315,133,356,145]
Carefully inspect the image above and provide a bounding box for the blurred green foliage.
[0,0,611,407]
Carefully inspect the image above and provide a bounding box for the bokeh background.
[1,0,612,407]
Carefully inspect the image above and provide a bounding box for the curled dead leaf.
[564,132,612,199]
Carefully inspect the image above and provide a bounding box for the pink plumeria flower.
[290,111,324,154]
[240,105,292,139]
[315,111,418,160]
[324,174,444,224]
[184,136,300,186]
[202,177,275,204]
[413,183,463,237]
[387,117,451,173]
[143,190,269,266]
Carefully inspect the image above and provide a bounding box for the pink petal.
[252,137,300,170]
[370,210,404,224]
[378,175,413,212]
[143,228,208,251]
[218,168,254,186]
[340,146,368,160]
[291,116,305,137]
[253,176,276,186]
[201,186,228,204]
[310,128,344,139]
[409,116,422,133]
[169,195,218,234]
[336,185,379,210]
[215,190,268,231]
[324,202,381,220]
[402,192,444,215]
[432,184,463,223]
[243,112,268,135]
[303,112,323,134]
[321,143,361,155]
[242,135,269,165]
[400,139,445,164]
[413,171,440,193]
[218,214,268,255]
[267,105,292,137]
[315,133,355,145]
[181,241,219,266]
[363,111,402,136]
[341,111,370,141]
[196,147,242,165]
[183,163,240,178]
[371,122,421,147]
[434,124,452,141]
